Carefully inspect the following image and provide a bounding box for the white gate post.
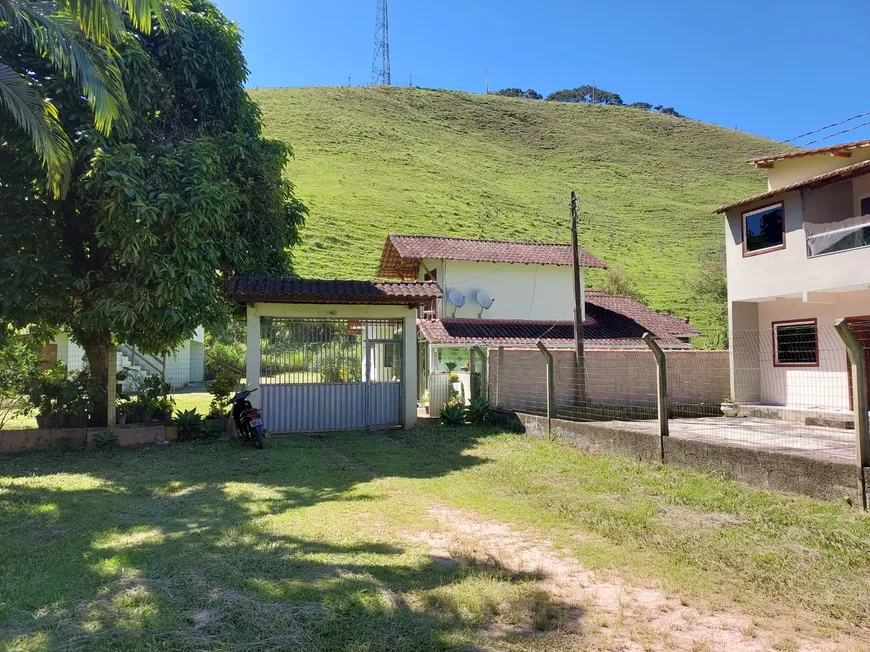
[402,310,418,429]
[246,304,261,408]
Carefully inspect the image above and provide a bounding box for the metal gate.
[259,319,403,432]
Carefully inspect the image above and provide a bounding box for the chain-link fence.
[480,321,870,468]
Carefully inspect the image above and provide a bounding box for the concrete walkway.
[620,416,857,465]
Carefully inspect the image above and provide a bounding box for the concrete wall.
[497,411,866,505]
[767,148,870,190]
[489,348,730,415]
[0,424,166,454]
[424,259,581,322]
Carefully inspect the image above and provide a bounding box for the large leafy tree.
[0,0,175,196]
[0,0,306,423]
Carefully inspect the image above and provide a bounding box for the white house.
[49,328,205,390]
[377,235,699,409]
[716,138,870,414]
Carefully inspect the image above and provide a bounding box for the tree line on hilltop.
[491,85,683,117]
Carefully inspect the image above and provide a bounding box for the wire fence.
[476,322,870,467]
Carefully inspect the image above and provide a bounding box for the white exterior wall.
[52,332,204,389]
[767,148,870,190]
[246,302,418,428]
[725,190,870,302]
[750,291,870,410]
[423,259,581,321]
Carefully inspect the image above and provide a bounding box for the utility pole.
[592,80,595,104]
[570,191,588,404]
[485,69,489,94]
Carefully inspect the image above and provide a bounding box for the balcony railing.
[806,213,870,258]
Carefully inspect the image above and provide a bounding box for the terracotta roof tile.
[715,159,870,213]
[585,292,699,337]
[228,276,441,305]
[378,234,606,278]
[750,138,870,165]
[418,297,690,350]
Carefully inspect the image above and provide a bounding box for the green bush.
[204,339,245,381]
[92,429,119,449]
[440,404,465,427]
[172,408,204,441]
[466,397,492,425]
[206,368,239,418]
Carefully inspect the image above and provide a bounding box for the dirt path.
[411,505,858,652]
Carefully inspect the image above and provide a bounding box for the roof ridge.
[389,233,571,247]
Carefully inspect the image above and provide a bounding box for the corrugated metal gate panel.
[262,383,368,432]
[260,318,403,433]
[367,382,401,427]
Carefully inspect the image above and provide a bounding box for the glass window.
[744,203,784,253]
[861,196,870,216]
[774,321,818,366]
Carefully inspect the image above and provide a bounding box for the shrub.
[92,429,119,449]
[466,397,492,425]
[440,404,465,427]
[0,334,37,430]
[172,408,204,441]
[204,339,245,381]
[206,368,238,418]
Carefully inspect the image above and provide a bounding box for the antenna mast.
[371,0,391,85]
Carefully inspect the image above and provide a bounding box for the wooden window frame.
[772,318,819,368]
[742,201,786,257]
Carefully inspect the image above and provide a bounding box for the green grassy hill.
[251,86,783,334]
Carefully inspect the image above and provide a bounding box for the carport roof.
[228,276,442,305]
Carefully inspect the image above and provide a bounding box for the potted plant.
[204,368,238,434]
[721,395,739,417]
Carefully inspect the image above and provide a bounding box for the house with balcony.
[715,139,870,416]
[377,234,699,408]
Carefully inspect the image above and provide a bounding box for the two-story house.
[377,234,699,406]
[716,139,870,414]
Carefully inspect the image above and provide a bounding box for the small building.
[48,328,205,390]
[716,139,870,414]
[229,276,440,432]
[377,235,698,410]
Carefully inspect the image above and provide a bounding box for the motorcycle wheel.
[254,429,265,449]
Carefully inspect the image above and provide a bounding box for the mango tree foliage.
[0,0,306,422]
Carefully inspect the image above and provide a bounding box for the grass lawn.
[1,427,868,650]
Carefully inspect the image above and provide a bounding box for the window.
[743,203,785,255]
[774,320,818,366]
[861,196,870,216]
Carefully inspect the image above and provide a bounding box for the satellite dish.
[476,290,494,309]
[447,289,466,315]
[476,290,494,318]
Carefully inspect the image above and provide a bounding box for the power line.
[799,119,870,148]
[784,110,870,144]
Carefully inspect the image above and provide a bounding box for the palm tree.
[0,0,177,198]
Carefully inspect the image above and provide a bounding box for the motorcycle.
[230,388,265,449]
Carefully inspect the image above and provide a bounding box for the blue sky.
[214,0,870,144]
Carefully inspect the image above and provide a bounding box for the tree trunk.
[83,334,111,427]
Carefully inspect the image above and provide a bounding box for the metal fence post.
[107,345,117,426]
[495,346,504,408]
[536,342,555,437]
[641,333,668,460]
[834,319,870,486]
